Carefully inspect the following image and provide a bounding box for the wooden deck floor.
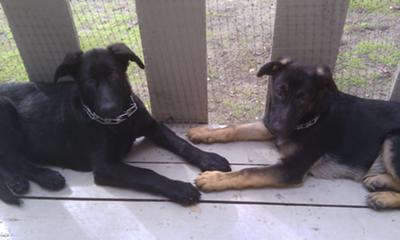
[1,125,400,240]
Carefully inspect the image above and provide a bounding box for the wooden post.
[136,0,207,123]
[266,0,350,111]
[389,64,400,101]
[271,0,349,69]
[0,0,80,82]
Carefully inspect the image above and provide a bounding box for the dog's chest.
[275,138,300,158]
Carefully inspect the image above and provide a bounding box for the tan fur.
[279,58,291,65]
[279,142,299,158]
[382,138,399,180]
[367,191,400,210]
[195,165,301,192]
[363,174,400,192]
[186,122,273,144]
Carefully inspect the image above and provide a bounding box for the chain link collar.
[295,115,320,130]
[81,94,138,125]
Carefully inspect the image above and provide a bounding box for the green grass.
[0,12,29,82]
[336,40,400,87]
[349,0,399,13]
[0,0,144,84]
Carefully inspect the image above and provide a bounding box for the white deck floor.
[1,125,400,240]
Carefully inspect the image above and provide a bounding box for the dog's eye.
[275,85,287,99]
[110,72,120,81]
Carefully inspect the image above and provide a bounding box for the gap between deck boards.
[18,196,368,209]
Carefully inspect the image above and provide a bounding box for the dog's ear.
[257,58,293,77]
[107,43,145,70]
[54,51,83,82]
[313,65,338,91]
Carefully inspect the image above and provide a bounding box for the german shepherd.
[0,43,231,205]
[187,58,400,210]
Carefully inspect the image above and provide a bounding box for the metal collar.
[295,115,320,130]
[81,94,138,125]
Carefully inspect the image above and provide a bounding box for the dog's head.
[54,43,145,119]
[257,58,338,137]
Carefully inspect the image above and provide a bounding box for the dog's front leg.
[92,162,200,205]
[195,163,304,192]
[187,121,274,144]
[195,146,322,192]
[146,123,231,172]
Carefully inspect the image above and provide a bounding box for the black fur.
[0,43,231,205]
[258,59,400,183]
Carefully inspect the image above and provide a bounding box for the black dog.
[0,43,230,205]
[188,58,400,210]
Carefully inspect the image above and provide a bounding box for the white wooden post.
[0,0,80,82]
[136,0,207,123]
[271,0,349,69]
[266,0,350,110]
[389,64,400,101]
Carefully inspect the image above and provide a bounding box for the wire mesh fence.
[335,0,400,100]
[206,0,276,123]
[0,4,28,82]
[0,0,399,123]
[70,0,150,107]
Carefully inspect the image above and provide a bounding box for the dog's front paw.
[187,126,217,144]
[7,174,30,194]
[363,175,389,192]
[195,171,228,192]
[199,153,231,172]
[32,169,66,191]
[166,181,201,205]
[367,191,400,210]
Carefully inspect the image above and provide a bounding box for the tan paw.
[363,174,400,192]
[367,191,400,210]
[186,125,217,144]
[363,175,390,192]
[195,171,229,192]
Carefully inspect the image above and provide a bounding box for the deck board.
[1,125,398,239]
[21,163,368,207]
[129,137,279,165]
[1,200,399,240]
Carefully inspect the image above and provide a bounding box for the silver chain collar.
[295,115,320,130]
[81,94,138,125]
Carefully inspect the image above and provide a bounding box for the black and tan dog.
[0,43,230,205]
[188,58,400,210]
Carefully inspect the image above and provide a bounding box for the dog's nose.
[99,102,120,118]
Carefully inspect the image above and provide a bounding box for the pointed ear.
[54,51,83,82]
[257,58,293,77]
[107,43,145,70]
[313,65,338,91]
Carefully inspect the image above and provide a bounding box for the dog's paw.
[187,126,217,144]
[32,169,66,191]
[366,192,400,210]
[195,171,228,192]
[7,174,30,194]
[199,153,231,172]
[363,175,389,192]
[363,174,400,192]
[0,184,22,206]
[166,181,201,205]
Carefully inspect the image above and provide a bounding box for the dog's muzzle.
[81,94,138,125]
